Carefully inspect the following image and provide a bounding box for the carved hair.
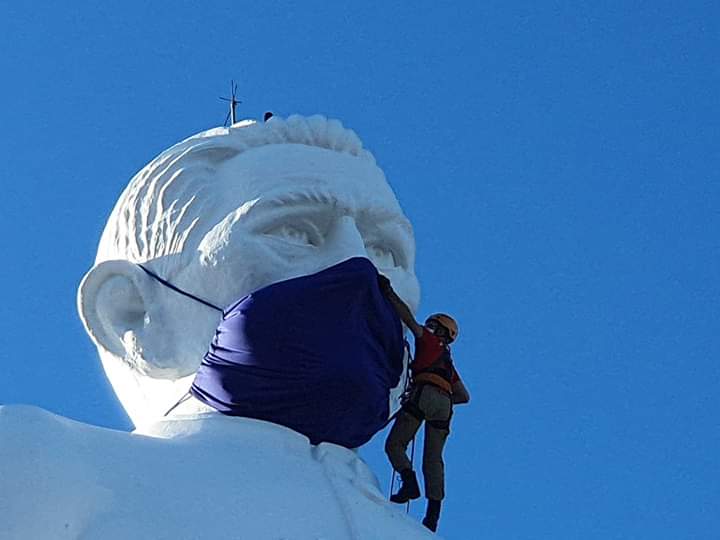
[96,115,376,272]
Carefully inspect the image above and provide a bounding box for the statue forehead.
[212,144,403,213]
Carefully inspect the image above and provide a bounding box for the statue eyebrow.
[261,188,350,210]
[248,188,413,230]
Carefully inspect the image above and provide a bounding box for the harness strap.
[413,373,453,394]
[400,384,426,421]
[402,400,426,421]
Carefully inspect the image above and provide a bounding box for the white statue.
[0,116,437,539]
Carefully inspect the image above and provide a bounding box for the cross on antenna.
[220,80,242,126]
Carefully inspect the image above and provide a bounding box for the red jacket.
[411,328,460,384]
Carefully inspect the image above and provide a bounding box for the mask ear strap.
[137,264,224,314]
[163,391,192,417]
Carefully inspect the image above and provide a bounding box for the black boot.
[390,469,421,503]
[422,499,442,532]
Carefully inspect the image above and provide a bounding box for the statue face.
[176,143,419,314]
[80,138,419,427]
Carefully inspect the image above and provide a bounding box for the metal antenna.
[220,80,242,126]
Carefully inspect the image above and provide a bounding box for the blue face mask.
[140,257,405,448]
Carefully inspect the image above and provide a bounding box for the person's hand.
[377,273,393,294]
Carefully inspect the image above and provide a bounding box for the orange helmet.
[425,313,459,343]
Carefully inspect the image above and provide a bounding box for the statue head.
[78,115,420,428]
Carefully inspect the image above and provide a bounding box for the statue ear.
[77,260,159,367]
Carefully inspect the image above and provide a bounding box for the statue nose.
[325,215,367,260]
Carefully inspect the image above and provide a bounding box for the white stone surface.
[1,116,434,539]
[0,405,437,539]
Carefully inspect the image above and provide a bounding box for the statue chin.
[98,349,196,428]
[78,116,420,429]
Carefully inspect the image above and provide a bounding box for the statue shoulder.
[0,405,110,537]
[0,404,86,489]
[0,404,65,452]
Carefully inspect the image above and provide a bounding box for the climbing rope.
[388,435,417,515]
[388,340,417,513]
[406,436,416,514]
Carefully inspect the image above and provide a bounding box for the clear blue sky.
[1,2,718,539]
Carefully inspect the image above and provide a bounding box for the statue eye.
[265,224,320,247]
[367,244,398,268]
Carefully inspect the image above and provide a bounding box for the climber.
[378,274,470,533]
